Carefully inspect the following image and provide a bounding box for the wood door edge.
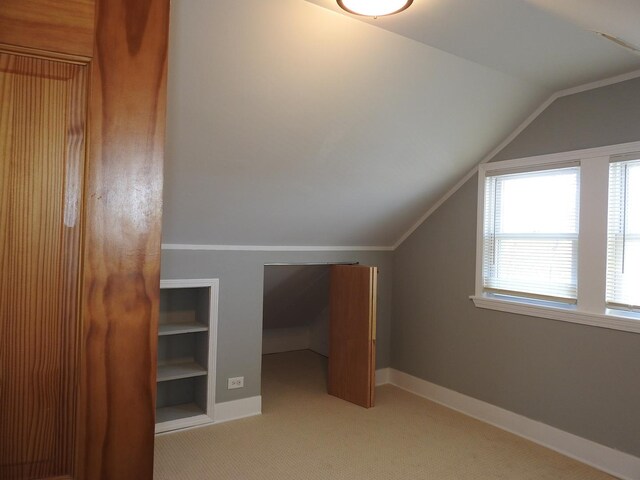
[369,267,377,407]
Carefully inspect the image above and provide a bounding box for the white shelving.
[157,360,207,382]
[156,403,204,424]
[155,279,218,434]
[159,321,208,336]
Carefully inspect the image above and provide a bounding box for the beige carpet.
[154,350,614,479]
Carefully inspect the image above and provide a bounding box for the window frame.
[472,141,640,334]
[606,157,640,310]
[482,165,581,303]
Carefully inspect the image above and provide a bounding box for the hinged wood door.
[328,265,377,408]
[0,0,169,478]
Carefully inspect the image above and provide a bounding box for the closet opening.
[260,262,378,411]
[261,264,333,410]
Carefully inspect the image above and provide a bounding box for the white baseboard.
[214,395,262,424]
[375,367,391,386]
[384,369,639,480]
[155,414,214,435]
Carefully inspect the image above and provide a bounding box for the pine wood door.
[328,265,377,408]
[0,52,88,480]
[0,0,169,479]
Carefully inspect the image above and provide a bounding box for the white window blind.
[606,159,640,310]
[483,166,580,302]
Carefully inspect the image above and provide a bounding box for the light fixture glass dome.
[337,0,413,17]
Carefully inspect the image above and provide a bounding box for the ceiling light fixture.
[337,0,413,18]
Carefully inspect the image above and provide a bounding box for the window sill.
[470,294,640,334]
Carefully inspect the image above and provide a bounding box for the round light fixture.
[337,0,413,17]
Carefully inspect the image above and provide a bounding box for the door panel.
[0,0,169,477]
[328,265,377,408]
[0,0,95,58]
[0,53,87,480]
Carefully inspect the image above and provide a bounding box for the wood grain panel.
[0,53,87,480]
[0,0,95,58]
[328,265,377,408]
[76,0,169,478]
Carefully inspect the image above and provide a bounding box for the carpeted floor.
[154,350,614,479]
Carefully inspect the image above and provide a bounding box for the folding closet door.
[328,265,377,408]
[0,0,169,479]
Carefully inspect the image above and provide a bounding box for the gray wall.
[263,265,330,329]
[494,76,640,161]
[392,77,640,457]
[161,250,392,403]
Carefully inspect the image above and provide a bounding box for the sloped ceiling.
[307,0,640,90]
[263,265,330,329]
[526,0,640,56]
[162,0,639,247]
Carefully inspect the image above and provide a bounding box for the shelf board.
[157,360,207,382]
[156,402,204,424]
[158,321,208,336]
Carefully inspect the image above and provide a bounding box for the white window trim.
[473,140,640,334]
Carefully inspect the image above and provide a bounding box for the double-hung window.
[483,166,579,303]
[473,142,640,333]
[607,158,640,311]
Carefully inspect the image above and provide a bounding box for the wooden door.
[0,0,169,479]
[0,53,88,480]
[328,265,377,408]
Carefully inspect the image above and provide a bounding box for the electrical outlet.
[227,376,244,389]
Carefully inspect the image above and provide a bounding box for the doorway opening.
[261,264,332,410]
[260,262,377,412]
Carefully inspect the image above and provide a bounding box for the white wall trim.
[472,141,640,336]
[162,243,394,252]
[392,93,558,249]
[386,369,640,480]
[156,278,220,435]
[471,295,640,334]
[214,395,262,424]
[156,396,263,435]
[155,414,214,435]
[557,68,640,98]
[480,140,640,170]
[375,367,391,386]
[160,277,220,289]
[392,68,640,250]
[392,165,480,249]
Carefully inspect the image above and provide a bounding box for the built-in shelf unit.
[156,279,218,434]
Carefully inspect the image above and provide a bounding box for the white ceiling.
[162,0,640,247]
[307,0,640,90]
[526,0,640,55]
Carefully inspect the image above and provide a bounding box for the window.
[483,166,579,302]
[607,158,640,310]
[473,142,640,334]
